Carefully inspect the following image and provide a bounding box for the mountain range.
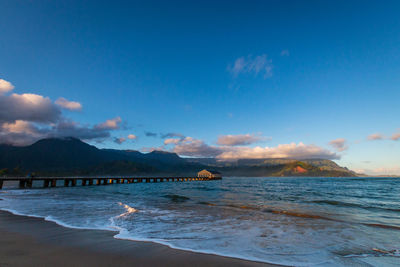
[0,137,356,177]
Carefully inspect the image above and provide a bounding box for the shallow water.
[1,177,399,266]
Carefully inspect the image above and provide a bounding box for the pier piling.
[1,175,221,191]
[43,180,50,188]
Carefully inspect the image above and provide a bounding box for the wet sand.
[0,210,281,267]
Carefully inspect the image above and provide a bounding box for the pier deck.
[0,176,222,189]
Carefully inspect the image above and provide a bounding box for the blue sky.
[1,0,400,174]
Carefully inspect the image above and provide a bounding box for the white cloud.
[95,117,122,130]
[127,134,137,140]
[55,97,82,111]
[0,93,61,123]
[228,54,273,79]
[217,133,266,146]
[328,138,348,152]
[0,79,14,94]
[367,133,384,141]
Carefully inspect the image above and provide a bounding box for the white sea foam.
[1,207,114,231]
[117,202,138,217]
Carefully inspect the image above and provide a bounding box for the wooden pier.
[0,176,222,189]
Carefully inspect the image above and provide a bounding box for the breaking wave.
[116,202,138,218]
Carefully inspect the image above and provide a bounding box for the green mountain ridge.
[0,137,356,177]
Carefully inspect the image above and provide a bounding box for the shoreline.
[0,210,282,267]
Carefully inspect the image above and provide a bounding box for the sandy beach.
[0,210,280,267]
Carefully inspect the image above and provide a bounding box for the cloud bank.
[217,143,338,160]
[0,78,122,146]
[161,134,338,160]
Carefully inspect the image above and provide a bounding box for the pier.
[0,176,222,189]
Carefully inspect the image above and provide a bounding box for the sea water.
[0,177,399,266]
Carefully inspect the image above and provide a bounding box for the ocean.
[0,177,399,266]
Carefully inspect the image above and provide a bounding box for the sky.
[1,0,400,175]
